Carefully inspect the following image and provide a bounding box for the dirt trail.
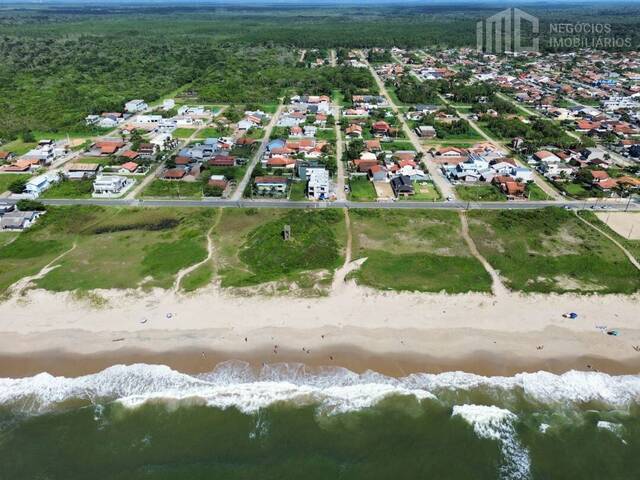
[173,210,222,292]
[331,209,365,291]
[7,242,77,296]
[458,211,508,296]
[575,212,640,271]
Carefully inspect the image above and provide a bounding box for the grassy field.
[381,140,415,151]
[349,177,377,201]
[198,127,232,138]
[1,139,38,155]
[214,208,345,293]
[578,210,640,263]
[525,183,554,201]
[142,180,203,198]
[348,209,492,293]
[400,181,440,201]
[0,174,31,194]
[172,128,199,139]
[289,181,307,201]
[40,179,94,199]
[0,207,215,293]
[316,129,336,141]
[456,184,507,202]
[467,208,640,294]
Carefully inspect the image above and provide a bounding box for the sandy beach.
[1,280,639,378]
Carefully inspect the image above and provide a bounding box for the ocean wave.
[1,362,640,415]
[453,405,531,480]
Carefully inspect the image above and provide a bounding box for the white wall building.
[124,99,148,113]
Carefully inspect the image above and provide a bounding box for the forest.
[1,2,639,140]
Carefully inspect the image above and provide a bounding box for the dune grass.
[0,206,216,293]
[214,208,345,292]
[467,208,640,294]
[348,209,492,293]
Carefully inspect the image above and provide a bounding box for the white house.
[124,99,148,113]
[163,99,176,110]
[25,172,60,197]
[92,175,131,196]
[135,114,163,125]
[307,168,330,200]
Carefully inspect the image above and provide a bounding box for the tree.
[16,199,46,211]
[9,177,28,194]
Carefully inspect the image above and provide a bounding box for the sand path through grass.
[458,211,508,296]
[576,212,640,271]
[174,210,222,292]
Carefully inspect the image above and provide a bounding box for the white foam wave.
[1,362,640,416]
[406,370,640,405]
[0,363,433,415]
[453,404,531,480]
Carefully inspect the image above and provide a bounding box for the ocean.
[1,361,639,479]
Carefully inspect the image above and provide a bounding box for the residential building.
[125,99,148,113]
[307,168,330,200]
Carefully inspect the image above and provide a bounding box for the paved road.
[231,101,284,201]
[26,196,639,212]
[361,53,458,200]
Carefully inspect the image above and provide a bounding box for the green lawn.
[198,127,232,138]
[214,209,345,293]
[348,209,492,293]
[0,207,215,293]
[0,174,31,194]
[381,140,415,151]
[172,128,199,139]
[142,180,203,198]
[400,181,440,201]
[289,181,307,201]
[349,177,377,201]
[467,208,640,294]
[316,129,336,141]
[40,180,94,199]
[456,184,507,202]
[561,182,591,199]
[1,140,37,155]
[525,183,553,201]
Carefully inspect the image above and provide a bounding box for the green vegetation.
[0,207,215,292]
[401,181,440,201]
[0,174,30,194]
[381,141,414,151]
[172,128,198,139]
[198,127,233,138]
[525,183,553,201]
[214,209,344,292]
[484,117,578,152]
[467,208,640,293]
[348,177,377,202]
[349,209,492,293]
[289,181,307,201]
[578,211,640,262]
[40,179,94,199]
[181,262,215,293]
[142,180,203,198]
[456,185,507,202]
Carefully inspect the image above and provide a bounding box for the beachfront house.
[92,175,131,197]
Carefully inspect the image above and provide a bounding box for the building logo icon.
[477,8,539,54]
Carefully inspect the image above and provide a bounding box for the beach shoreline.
[1,282,639,378]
